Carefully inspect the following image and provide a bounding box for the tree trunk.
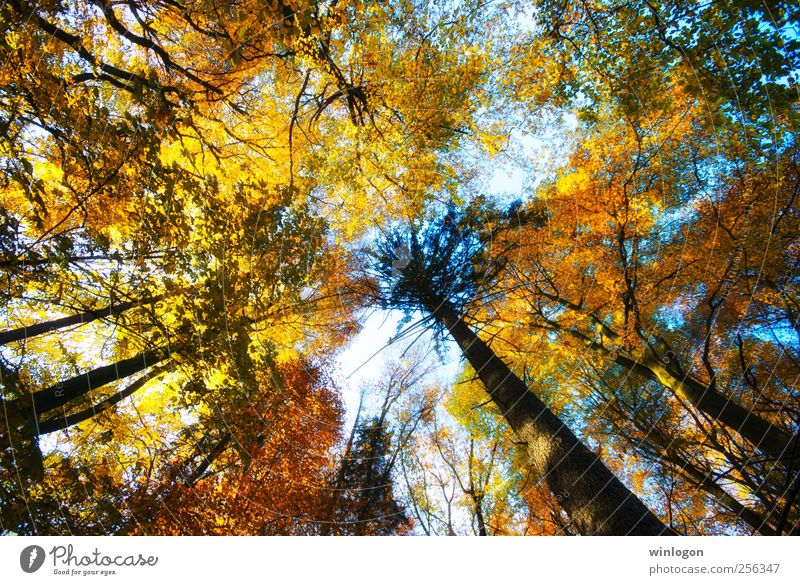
[35,369,162,435]
[473,496,488,536]
[639,355,796,463]
[187,433,233,486]
[565,326,796,462]
[20,348,169,416]
[673,457,774,535]
[437,305,672,535]
[0,296,160,346]
[321,398,363,535]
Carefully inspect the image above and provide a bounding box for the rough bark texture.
[437,305,672,535]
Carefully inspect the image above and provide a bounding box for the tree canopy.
[1,0,798,536]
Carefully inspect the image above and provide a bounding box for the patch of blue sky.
[654,297,688,333]
[745,314,800,351]
[333,306,463,429]
[332,111,574,427]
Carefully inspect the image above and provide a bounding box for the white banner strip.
[1,536,796,584]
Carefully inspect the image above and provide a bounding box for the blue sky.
[331,126,552,428]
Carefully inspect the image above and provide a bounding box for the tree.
[1,0,506,535]
[323,415,411,535]
[2,0,796,538]
[370,208,673,535]
[480,80,800,531]
[400,402,512,536]
[109,358,346,535]
[322,357,437,535]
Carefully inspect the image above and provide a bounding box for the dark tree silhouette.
[323,413,410,535]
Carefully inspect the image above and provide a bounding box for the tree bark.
[473,496,488,536]
[563,326,797,462]
[436,305,672,535]
[0,296,160,346]
[21,348,170,416]
[35,369,162,435]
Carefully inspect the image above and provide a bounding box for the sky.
[332,308,458,429]
[331,132,534,430]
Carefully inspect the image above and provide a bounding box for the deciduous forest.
[1,0,798,536]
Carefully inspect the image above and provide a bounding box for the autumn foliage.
[1,0,798,535]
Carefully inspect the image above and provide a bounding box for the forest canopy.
[0,0,798,536]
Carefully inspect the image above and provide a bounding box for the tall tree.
[370,208,673,535]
